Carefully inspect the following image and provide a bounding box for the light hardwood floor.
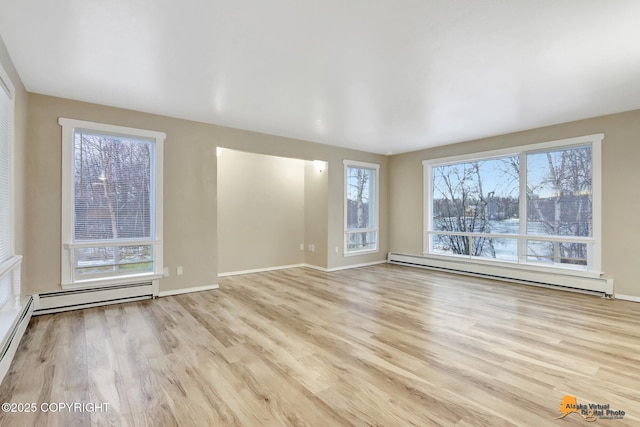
[1,264,639,426]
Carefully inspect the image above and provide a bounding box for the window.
[59,118,165,287]
[344,160,379,254]
[424,134,602,273]
[0,65,19,312]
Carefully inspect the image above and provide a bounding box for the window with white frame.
[59,118,165,287]
[344,160,379,254]
[424,134,602,273]
[0,65,19,312]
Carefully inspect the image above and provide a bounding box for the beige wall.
[0,35,27,282]
[304,161,328,268]
[218,150,305,273]
[26,94,218,294]
[218,148,387,272]
[215,125,389,270]
[389,109,640,298]
[24,93,387,294]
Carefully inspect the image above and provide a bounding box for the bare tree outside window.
[526,146,592,265]
[429,144,593,267]
[73,131,154,276]
[345,164,378,252]
[432,158,519,259]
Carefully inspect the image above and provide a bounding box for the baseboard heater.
[388,253,614,296]
[0,296,34,383]
[34,281,156,315]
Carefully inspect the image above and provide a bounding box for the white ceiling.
[1,1,640,154]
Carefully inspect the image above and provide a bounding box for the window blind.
[71,130,155,278]
[73,131,153,241]
[0,77,11,309]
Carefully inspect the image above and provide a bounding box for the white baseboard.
[303,264,329,272]
[614,294,640,303]
[304,260,387,272]
[218,264,305,277]
[218,260,388,277]
[159,283,219,297]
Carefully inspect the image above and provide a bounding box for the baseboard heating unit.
[34,281,157,315]
[388,253,614,296]
[0,296,34,383]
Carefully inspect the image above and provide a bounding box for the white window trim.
[423,133,603,276]
[59,118,165,289]
[343,159,380,256]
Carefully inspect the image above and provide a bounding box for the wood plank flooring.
[1,264,639,426]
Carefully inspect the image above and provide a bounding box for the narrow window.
[344,160,379,254]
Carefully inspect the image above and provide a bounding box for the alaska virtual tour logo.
[556,395,625,422]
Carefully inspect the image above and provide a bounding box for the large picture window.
[424,134,602,273]
[59,119,165,287]
[344,160,379,254]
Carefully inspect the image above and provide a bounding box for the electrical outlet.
[163,267,169,277]
[335,246,339,253]
[177,266,183,276]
